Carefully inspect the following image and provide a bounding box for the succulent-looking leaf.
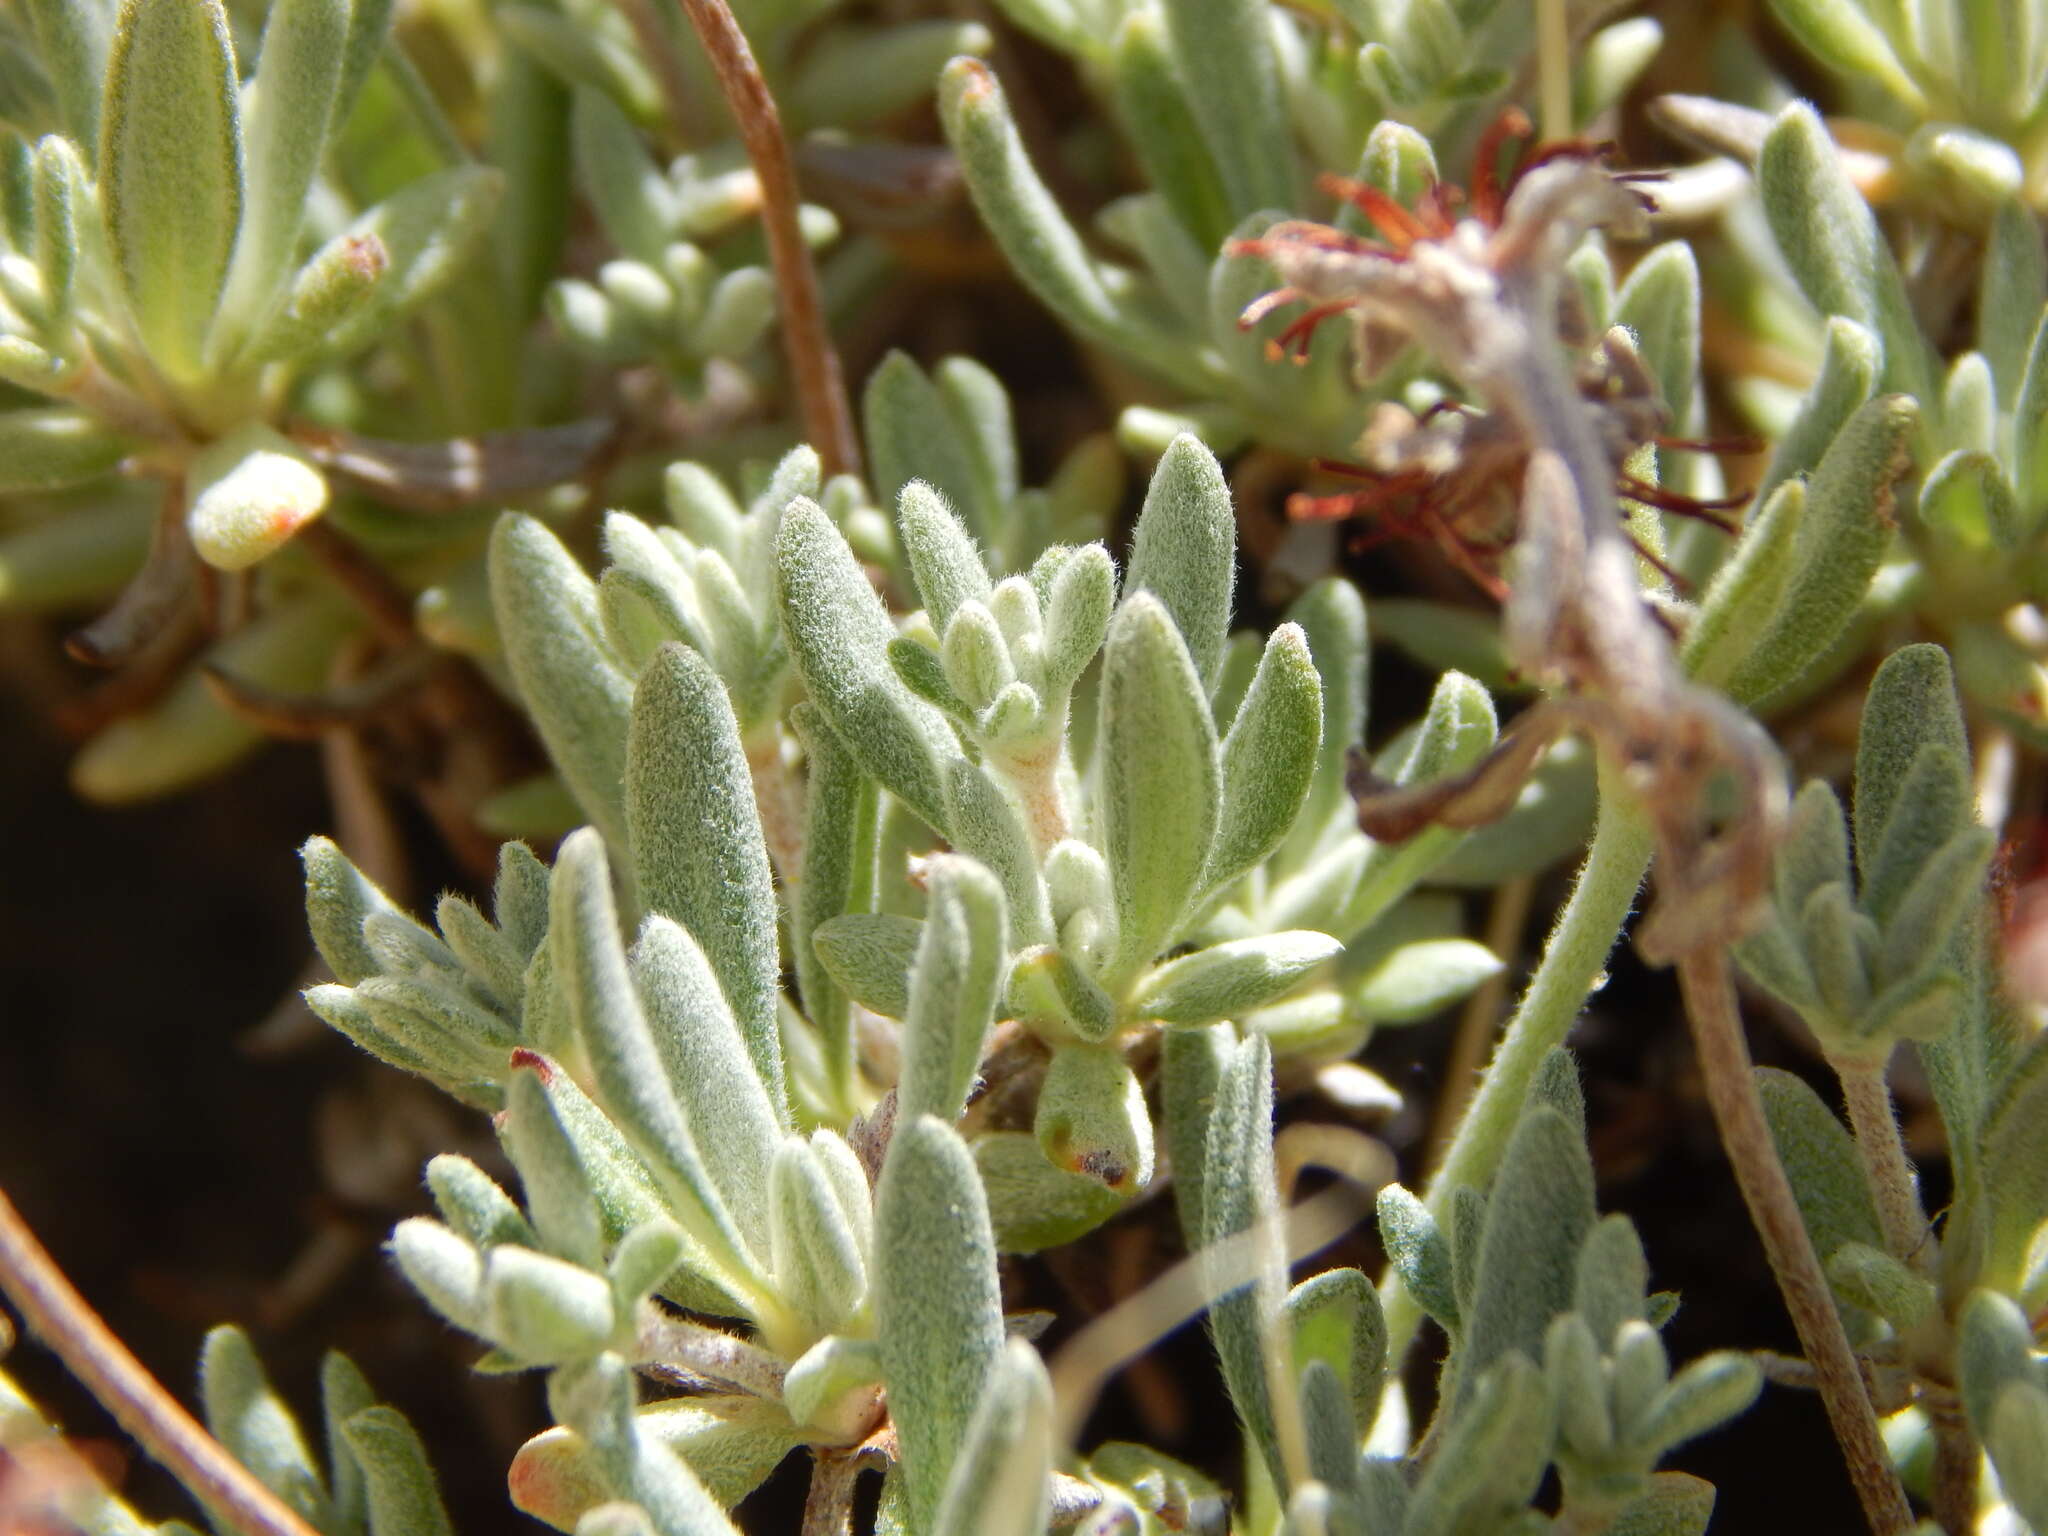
[186,423,331,571]
[974,1132,1130,1252]
[1137,931,1341,1025]
[200,1327,330,1529]
[1100,592,1220,984]
[100,0,242,381]
[875,1116,1005,1534]
[491,516,634,854]
[550,831,758,1298]
[930,1340,1054,1536]
[1460,1106,1596,1401]
[1377,1183,1458,1332]
[1124,434,1236,689]
[1205,623,1322,892]
[630,918,782,1261]
[778,498,963,833]
[213,0,351,349]
[811,913,920,1020]
[338,1406,456,1536]
[899,855,1007,1125]
[1035,1042,1153,1192]
[626,644,788,1120]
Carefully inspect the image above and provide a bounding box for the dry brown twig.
[0,1184,324,1536]
[619,0,862,478]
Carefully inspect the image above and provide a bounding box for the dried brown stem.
[1676,954,1913,1535]
[65,484,195,668]
[0,1183,324,1536]
[635,0,861,477]
[800,1449,861,1536]
[297,520,415,651]
[1930,1399,1979,1536]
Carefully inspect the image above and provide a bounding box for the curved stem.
[1677,955,1914,1535]
[0,1184,323,1536]
[1382,774,1653,1362]
[637,0,862,477]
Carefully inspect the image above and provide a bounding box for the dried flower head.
[1237,109,1784,962]
[1240,115,1746,599]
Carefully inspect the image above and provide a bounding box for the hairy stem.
[1833,1055,1930,1271]
[634,1304,788,1397]
[0,1184,323,1536]
[1425,873,1536,1173]
[1383,774,1653,1362]
[1930,1401,1979,1536]
[800,1449,861,1536]
[1676,955,1913,1535]
[637,0,862,477]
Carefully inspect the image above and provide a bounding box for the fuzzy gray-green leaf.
[1035,1042,1152,1193]
[1101,592,1220,983]
[1159,0,1292,217]
[316,166,506,359]
[900,855,1007,1125]
[339,1406,455,1536]
[214,0,350,351]
[1959,1287,2042,1438]
[1138,931,1340,1025]
[871,360,998,552]
[875,1115,1004,1534]
[1756,101,1933,404]
[811,913,920,1021]
[1755,1067,1884,1308]
[301,835,406,987]
[491,516,634,854]
[427,1153,535,1252]
[930,1339,1053,1536]
[1124,434,1236,690]
[792,706,877,1101]
[1377,1182,1459,1332]
[939,59,1129,348]
[626,643,786,1119]
[1461,1106,1596,1400]
[1615,242,1700,437]
[897,477,994,632]
[770,1139,867,1336]
[630,916,782,1260]
[1198,1033,1285,1487]
[502,1064,605,1269]
[1108,8,1232,248]
[1408,1352,1553,1536]
[1854,644,1970,887]
[778,498,964,834]
[1755,317,1882,509]
[22,0,109,154]
[1279,578,1367,869]
[99,0,242,381]
[1725,394,1916,708]
[201,1326,330,1529]
[1042,543,1116,693]
[1204,622,1321,893]
[550,830,756,1297]
[1287,1267,1387,1432]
